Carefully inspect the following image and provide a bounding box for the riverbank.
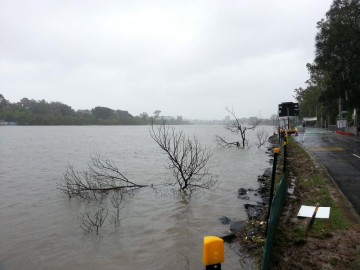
[271,137,360,269]
[233,137,278,260]
[237,136,360,269]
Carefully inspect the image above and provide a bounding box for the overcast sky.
[0,0,332,120]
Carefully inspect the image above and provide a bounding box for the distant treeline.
[0,94,188,125]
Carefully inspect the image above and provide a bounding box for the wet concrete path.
[294,127,360,217]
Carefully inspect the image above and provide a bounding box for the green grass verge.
[288,138,349,239]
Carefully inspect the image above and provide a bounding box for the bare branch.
[150,122,217,192]
[180,253,190,270]
[58,155,147,201]
[215,135,240,148]
[217,107,262,148]
[79,208,108,235]
[109,191,124,227]
[256,128,269,148]
[248,117,263,130]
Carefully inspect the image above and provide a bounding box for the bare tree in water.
[58,155,148,234]
[58,154,147,202]
[79,208,108,235]
[150,122,217,192]
[216,107,262,148]
[255,128,269,148]
[109,191,124,227]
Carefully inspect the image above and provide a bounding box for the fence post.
[266,147,279,236]
[305,203,320,237]
[278,127,281,143]
[283,141,287,173]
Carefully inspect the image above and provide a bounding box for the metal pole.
[206,264,221,270]
[266,148,279,236]
[278,127,281,143]
[287,107,290,130]
[305,203,320,237]
[283,142,287,173]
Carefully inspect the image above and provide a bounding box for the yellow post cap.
[202,236,224,266]
[274,148,280,154]
[283,142,287,146]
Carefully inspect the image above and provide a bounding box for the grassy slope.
[270,137,360,269]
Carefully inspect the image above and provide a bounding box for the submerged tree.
[58,154,147,201]
[58,155,139,234]
[150,122,217,192]
[255,128,269,148]
[109,191,124,227]
[79,208,108,235]
[216,108,262,148]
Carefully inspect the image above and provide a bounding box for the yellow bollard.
[202,236,224,269]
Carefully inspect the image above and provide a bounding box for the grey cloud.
[0,0,332,119]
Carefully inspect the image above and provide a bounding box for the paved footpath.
[294,127,360,217]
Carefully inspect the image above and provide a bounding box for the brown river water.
[0,125,273,270]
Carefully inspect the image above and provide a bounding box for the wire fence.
[261,153,288,269]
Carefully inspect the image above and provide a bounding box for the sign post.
[266,147,279,236]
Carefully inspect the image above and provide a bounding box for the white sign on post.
[337,119,347,128]
[297,205,330,219]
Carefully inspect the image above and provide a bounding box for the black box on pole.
[278,102,299,117]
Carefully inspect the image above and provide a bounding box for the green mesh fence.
[261,173,288,270]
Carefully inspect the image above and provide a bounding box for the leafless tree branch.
[150,122,217,192]
[58,154,147,201]
[79,208,108,235]
[109,191,124,227]
[215,135,241,148]
[256,128,269,148]
[180,253,190,270]
[217,107,262,148]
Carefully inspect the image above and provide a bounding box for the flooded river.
[0,125,273,270]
